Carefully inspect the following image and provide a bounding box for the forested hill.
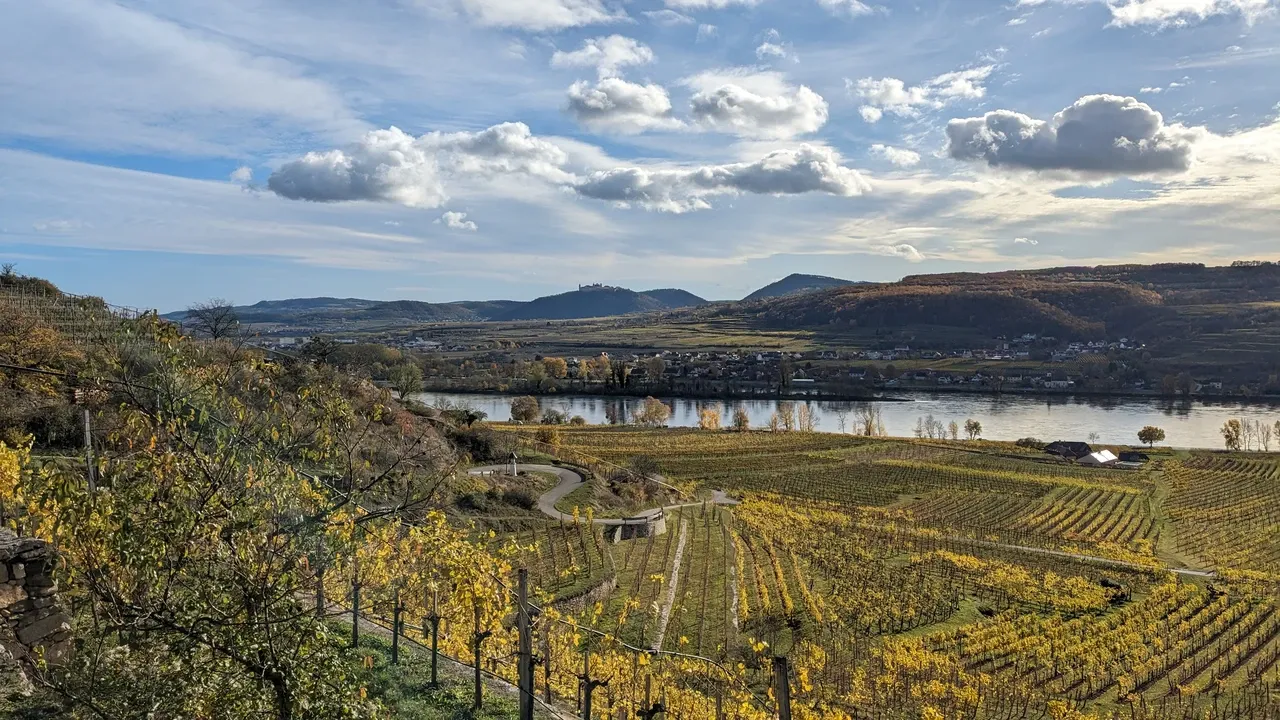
[718,261,1280,347]
[743,273,863,301]
[162,285,708,328]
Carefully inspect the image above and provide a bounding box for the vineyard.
[496,426,1280,717]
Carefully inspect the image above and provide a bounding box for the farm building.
[1044,441,1093,460]
[1079,449,1119,467]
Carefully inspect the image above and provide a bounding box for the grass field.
[494,425,1280,717]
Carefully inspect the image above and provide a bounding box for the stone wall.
[0,528,70,687]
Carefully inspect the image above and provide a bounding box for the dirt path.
[652,518,690,651]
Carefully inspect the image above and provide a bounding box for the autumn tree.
[777,401,796,432]
[698,408,721,430]
[732,407,751,432]
[796,404,817,432]
[1137,425,1166,448]
[542,356,568,379]
[948,420,960,441]
[510,395,540,424]
[964,419,982,440]
[633,396,670,427]
[855,405,885,437]
[184,298,241,340]
[1221,419,1243,451]
[389,361,423,399]
[644,357,666,387]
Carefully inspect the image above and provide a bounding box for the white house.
[1079,450,1118,467]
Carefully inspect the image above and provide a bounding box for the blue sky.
[3,0,1280,311]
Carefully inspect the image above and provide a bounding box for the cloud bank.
[945,94,1205,175]
[567,78,683,133]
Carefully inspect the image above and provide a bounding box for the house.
[1119,451,1149,463]
[1079,449,1119,467]
[1044,441,1093,460]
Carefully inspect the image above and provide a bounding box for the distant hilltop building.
[578,283,620,291]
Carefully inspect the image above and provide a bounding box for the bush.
[569,415,587,426]
[541,409,568,425]
[1015,437,1045,449]
[535,426,561,447]
[504,488,537,510]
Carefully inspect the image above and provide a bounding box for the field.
[498,426,1280,718]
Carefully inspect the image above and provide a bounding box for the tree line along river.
[413,391,1280,450]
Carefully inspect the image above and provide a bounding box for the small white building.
[1079,450,1118,467]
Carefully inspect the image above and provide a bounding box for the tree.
[1137,426,1166,448]
[389,362,423,399]
[542,357,568,380]
[964,419,982,440]
[796,404,817,432]
[698,408,721,430]
[1258,421,1272,452]
[633,397,670,427]
[569,415,588,426]
[535,426,561,447]
[644,357,666,387]
[1221,419,1243,451]
[510,396,540,424]
[836,409,850,435]
[767,413,780,432]
[948,420,960,441]
[777,402,796,432]
[541,408,568,425]
[855,405,884,437]
[732,407,750,432]
[184,298,240,340]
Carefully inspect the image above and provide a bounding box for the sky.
[3,0,1280,311]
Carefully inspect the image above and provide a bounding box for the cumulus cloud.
[437,211,478,231]
[1017,0,1273,27]
[551,35,655,78]
[877,243,924,261]
[567,78,684,133]
[1014,236,1038,245]
[687,71,829,138]
[664,0,762,8]
[575,145,870,212]
[849,65,994,123]
[817,0,875,15]
[642,9,695,25]
[697,24,719,41]
[267,123,572,207]
[870,144,922,167]
[230,166,253,184]
[457,0,624,31]
[945,94,1207,176]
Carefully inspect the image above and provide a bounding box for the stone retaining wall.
[0,528,70,687]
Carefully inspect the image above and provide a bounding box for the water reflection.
[415,391,1280,450]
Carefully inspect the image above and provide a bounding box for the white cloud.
[870,144,922,167]
[849,66,994,123]
[755,32,796,62]
[1109,0,1273,27]
[0,1,362,155]
[1014,236,1038,245]
[551,35,655,79]
[687,70,829,138]
[567,78,684,133]
[1141,86,1164,93]
[230,166,254,184]
[816,0,875,15]
[664,0,762,8]
[267,122,573,207]
[946,94,1207,176]
[456,0,625,31]
[696,24,719,41]
[575,145,871,212]
[1018,0,1274,27]
[437,211,478,231]
[876,243,924,261]
[642,9,696,25]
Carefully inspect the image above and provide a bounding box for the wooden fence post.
[518,569,535,720]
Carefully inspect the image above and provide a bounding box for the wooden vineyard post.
[518,569,535,720]
[351,555,360,649]
[772,656,792,720]
[637,675,665,720]
[579,647,608,720]
[315,567,325,619]
[82,407,96,492]
[472,599,492,711]
[543,625,553,704]
[427,584,442,687]
[391,586,402,666]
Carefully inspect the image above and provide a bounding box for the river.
[413,391,1280,450]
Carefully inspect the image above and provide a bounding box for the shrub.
[1015,437,1045,449]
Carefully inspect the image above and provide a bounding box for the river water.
[413,391,1280,450]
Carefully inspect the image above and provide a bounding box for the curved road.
[469,464,1215,578]
[469,464,735,526]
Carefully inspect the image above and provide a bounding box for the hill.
[490,285,707,321]
[743,273,862,301]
